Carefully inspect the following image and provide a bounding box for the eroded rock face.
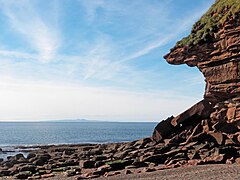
[164,19,240,102]
[153,2,240,147]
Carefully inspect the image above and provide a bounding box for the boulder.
[15,171,32,179]
[152,100,213,143]
[37,154,51,162]
[106,160,133,170]
[171,100,214,127]
[152,116,175,142]
[142,154,167,164]
[14,153,25,160]
[79,160,95,168]
[18,165,36,173]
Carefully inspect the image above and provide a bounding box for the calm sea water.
[0,121,157,147]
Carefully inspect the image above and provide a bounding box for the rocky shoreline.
[1,134,240,179]
[1,0,239,179]
[0,139,158,179]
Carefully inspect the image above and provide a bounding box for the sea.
[0,121,157,159]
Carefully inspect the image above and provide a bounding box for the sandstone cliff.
[165,0,240,102]
[153,0,240,157]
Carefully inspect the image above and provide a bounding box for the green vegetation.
[176,0,240,47]
[105,160,124,165]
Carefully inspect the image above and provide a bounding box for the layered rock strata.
[164,21,240,102]
[153,0,240,167]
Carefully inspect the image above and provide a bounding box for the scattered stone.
[37,154,51,163]
[14,153,25,160]
[97,164,112,172]
[27,153,36,159]
[188,159,202,166]
[79,160,95,168]
[142,167,156,172]
[15,171,32,179]
[93,155,107,161]
[18,165,36,173]
[64,169,76,177]
[132,160,148,168]
[33,159,44,166]
[106,160,132,170]
[95,161,105,168]
[125,169,132,174]
[235,157,240,164]
[63,149,75,156]
[204,154,226,164]
[104,171,121,177]
[0,169,11,176]
[143,154,167,164]
[125,165,137,169]
[41,173,55,178]
[28,175,41,179]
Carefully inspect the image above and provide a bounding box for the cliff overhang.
[152,0,240,165]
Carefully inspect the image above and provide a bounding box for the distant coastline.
[0,119,159,123]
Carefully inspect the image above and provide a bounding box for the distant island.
[49,119,99,123]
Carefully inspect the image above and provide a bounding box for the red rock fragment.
[41,173,55,178]
[203,154,226,164]
[227,107,236,120]
[235,157,240,164]
[171,100,213,127]
[208,132,224,145]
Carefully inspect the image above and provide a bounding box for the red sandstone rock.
[152,2,240,170]
[152,100,213,143]
[203,154,226,164]
[171,100,214,127]
[41,173,55,178]
[235,157,240,164]
[164,23,240,102]
[152,116,174,142]
[227,107,236,120]
[208,132,224,145]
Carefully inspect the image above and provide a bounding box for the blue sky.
[0,0,215,121]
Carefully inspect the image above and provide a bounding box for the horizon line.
[0,119,159,123]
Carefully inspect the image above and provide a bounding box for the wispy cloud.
[0,50,36,61]
[0,0,61,63]
[68,0,214,83]
[0,0,214,121]
[0,0,213,83]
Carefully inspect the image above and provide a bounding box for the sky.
[0,0,215,122]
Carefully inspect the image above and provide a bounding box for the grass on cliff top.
[176,0,240,47]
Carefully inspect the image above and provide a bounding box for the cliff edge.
[165,0,240,102]
[153,0,240,165]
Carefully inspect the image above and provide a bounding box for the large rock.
[171,100,213,127]
[152,116,174,142]
[153,100,213,142]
